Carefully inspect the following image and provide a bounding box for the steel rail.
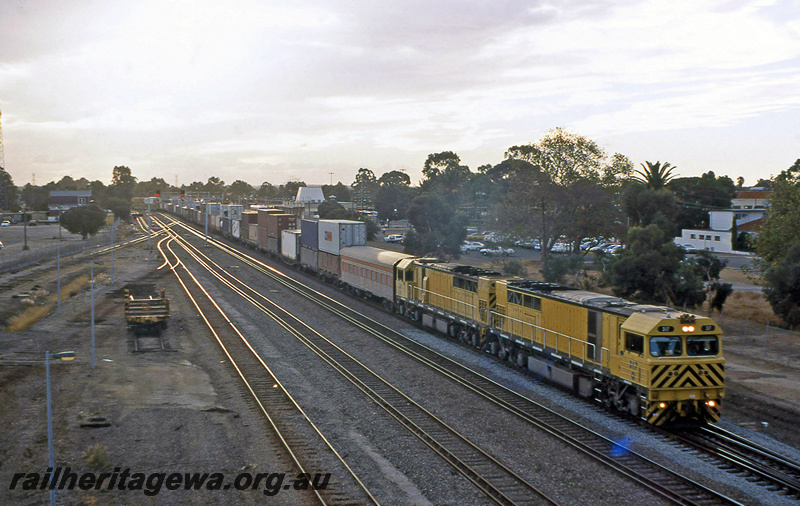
[159,217,556,506]
[155,231,378,506]
[158,213,744,505]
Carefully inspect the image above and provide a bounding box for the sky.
[1,0,799,189]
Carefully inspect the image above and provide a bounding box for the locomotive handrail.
[488,311,609,368]
[409,286,479,321]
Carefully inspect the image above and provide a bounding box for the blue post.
[57,241,61,312]
[91,262,95,369]
[46,351,55,506]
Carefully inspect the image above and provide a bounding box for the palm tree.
[634,161,677,190]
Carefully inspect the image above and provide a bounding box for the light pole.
[147,202,152,259]
[90,260,104,369]
[46,350,74,506]
[22,204,29,250]
[57,213,62,311]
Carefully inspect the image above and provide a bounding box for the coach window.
[649,336,682,357]
[625,332,644,355]
[686,336,719,356]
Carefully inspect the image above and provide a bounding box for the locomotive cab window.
[624,332,644,355]
[686,336,719,356]
[649,336,682,357]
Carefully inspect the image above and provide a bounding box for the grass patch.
[82,444,111,469]
[4,275,90,332]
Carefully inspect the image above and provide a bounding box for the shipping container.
[242,210,259,225]
[227,205,243,221]
[248,224,258,246]
[266,236,280,255]
[266,213,296,239]
[301,219,319,251]
[231,219,241,239]
[281,229,302,260]
[318,250,341,277]
[300,246,318,270]
[205,203,221,216]
[220,217,230,235]
[318,220,367,255]
[257,208,284,228]
[211,215,220,230]
[258,226,268,249]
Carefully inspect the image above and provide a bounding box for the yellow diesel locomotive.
[394,259,724,426]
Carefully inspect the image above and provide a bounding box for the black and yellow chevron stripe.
[650,362,724,389]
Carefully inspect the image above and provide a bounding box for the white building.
[674,189,770,253]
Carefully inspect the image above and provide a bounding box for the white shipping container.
[231,219,241,239]
[281,229,302,260]
[248,224,258,244]
[318,220,367,255]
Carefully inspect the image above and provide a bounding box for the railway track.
[154,230,377,505]
[158,213,743,505]
[664,424,800,499]
[155,216,557,505]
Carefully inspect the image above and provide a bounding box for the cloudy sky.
[2,0,799,189]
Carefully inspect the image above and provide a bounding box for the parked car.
[0,220,10,227]
[460,241,485,253]
[0,240,3,249]
[677,243,699,253]
[480,246,515,256]
[384,234,404,243]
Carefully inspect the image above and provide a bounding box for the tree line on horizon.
[2,129,799,327]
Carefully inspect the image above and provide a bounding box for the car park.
[384,234,404,243]
[480,246,514,256]
[460,241,485,253]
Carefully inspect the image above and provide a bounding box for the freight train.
[156,198,724,426]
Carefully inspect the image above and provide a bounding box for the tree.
[0,169,20,211]
[134,177,173,198]
[755,172,800,266]
[422,151,461,180]
[764,242,800,328]
[322,182,352,202]
[622,183,680,235]
[21,183,49,210]
[352,169,378,209]
[318,201,346,218]
[405,193,466,256]
[669,171,736,230]
[204,176,226,197]
[378,170,411,187]
[634,161,677,189]
[256,182,278,200]
[228,180,254,200]
[499,129,631,262]
[279,181,306,199]
[104,196,131,221]
[374,184,416,221]
[109,166,137,201]
[60,204,106,239]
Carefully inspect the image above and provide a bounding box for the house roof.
[295,186,325,203]
[735,190,772,200]
[49,190,92,197]
[738,218,765,232]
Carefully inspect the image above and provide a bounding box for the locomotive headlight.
[658,402,667,409]
[681,325,695,333]
[706,400,716,408]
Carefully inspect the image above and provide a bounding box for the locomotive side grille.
[650,362,724,389]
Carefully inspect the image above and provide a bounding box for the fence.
[0,229,115,274]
